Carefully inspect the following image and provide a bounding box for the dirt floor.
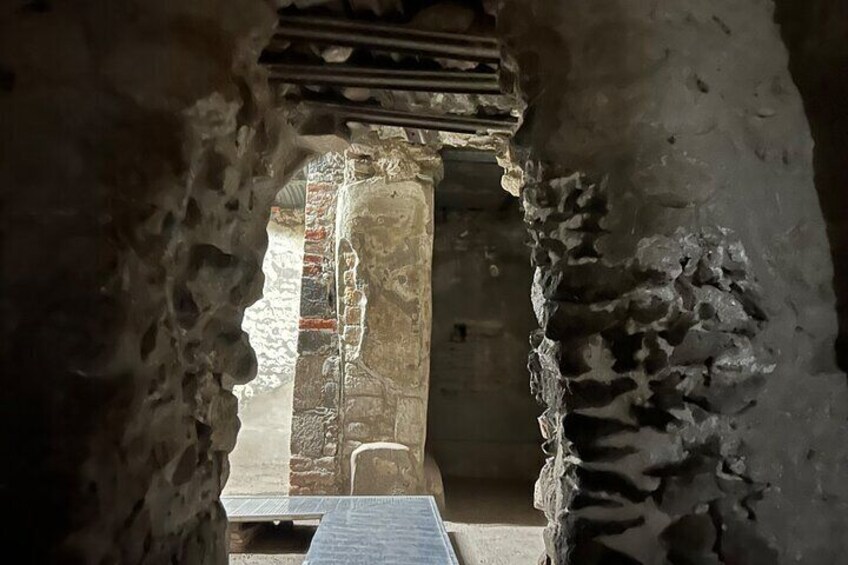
[228,477,545,564]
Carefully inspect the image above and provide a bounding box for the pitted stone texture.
[0,1,300,562]
[350,442,425,496]
[502,1,848,563]
[527,175,778,563]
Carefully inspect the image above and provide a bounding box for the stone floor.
[228,477,544,564]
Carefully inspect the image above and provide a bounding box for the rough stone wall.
[0,1,305,562]
[428,204,543,480]
[335,141,441,489]
[289,154,346,495]
[227,207,304,495]
[774,0,848,369]
[499,0,848,563]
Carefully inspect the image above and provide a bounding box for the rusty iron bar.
[271,15,501,63]
[301,101,517,134]
[267,64,501,94]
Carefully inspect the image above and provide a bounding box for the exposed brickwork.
[289,153,345,495]
[298,318,337,331]
[304,227,328,242]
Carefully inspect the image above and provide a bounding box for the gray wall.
[427,159,543,480]
[775,0,848,370]
[501,0,848,562]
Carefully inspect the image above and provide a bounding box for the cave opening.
[5,1,848,564]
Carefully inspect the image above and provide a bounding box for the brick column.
[289,153,345,495]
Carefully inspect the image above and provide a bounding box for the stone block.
[300,277,334,319]
[342,325,362,346]
[343,287,363,305]
[321,380,339,407]
[395,396,426,446]
[294,470,335,485]
[289,484,312,496]
[344,306,362,325]
[346,421,371,441]
[349,442,424,496]
[290,412,325,458]
[344,365,384,397]
[289,456,314,472]
[315,456,337,470]
[344,395,385,420]
[296,330,336,354]
[292,356,327,412]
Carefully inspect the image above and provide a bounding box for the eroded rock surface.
[526,175,780,563]
[501,0,848,563]
[0,1,303,562]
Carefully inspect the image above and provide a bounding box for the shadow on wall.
[776,0,848,370]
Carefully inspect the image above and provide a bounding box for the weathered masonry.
[289,143,442,496]
[3,1,848,564]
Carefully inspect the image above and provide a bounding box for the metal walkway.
[223,495,459,565]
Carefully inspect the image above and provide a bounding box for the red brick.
[305,227,327,241]
[303,240,326,254]
[302,264,322,277]
[303,253,323,265]
[299,318,337,331]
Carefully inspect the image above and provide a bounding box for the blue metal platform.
[223,495,459,565]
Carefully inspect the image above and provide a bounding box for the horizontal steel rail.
[267,64,501,93]
[301,101,517,134]
[271,15,500,63]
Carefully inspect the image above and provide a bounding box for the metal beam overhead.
[267,64,501,93]
[271,15,501,63]
[302,101,517,134]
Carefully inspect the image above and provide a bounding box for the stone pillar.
[336,141,442,492]
[500,1,848,563]
[289,154,346,495]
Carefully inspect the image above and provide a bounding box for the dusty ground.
[225,380,294,497]
[443,477,545,565]
[228,477,544,564]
